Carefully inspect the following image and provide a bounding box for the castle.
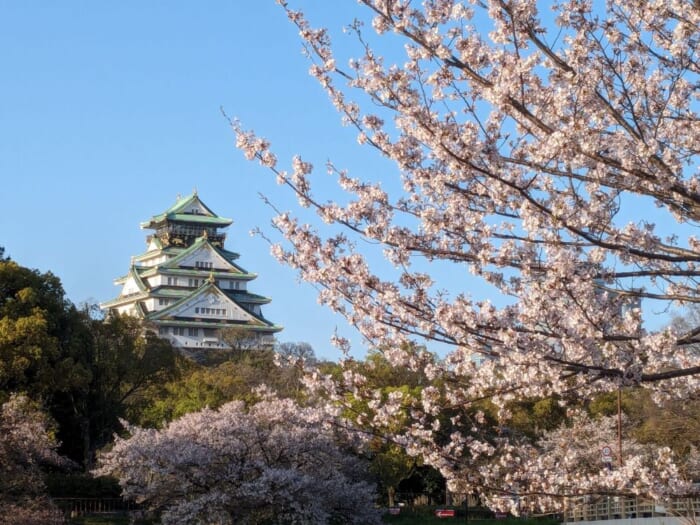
[101,192,281,353]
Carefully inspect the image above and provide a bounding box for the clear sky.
[0,2,686,361]
[0,2,385,360]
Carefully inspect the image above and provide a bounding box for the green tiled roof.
[110,265,148,291]
[150,288,189,298]
[150,287,270,304]
[218,247,241,261]
[222,290,272,304]
[137,266,257,280]
[159,214,232,225]
[152,319,282,333]
[161,236,216,268]
[147,281,277,328]
[131,266,148,292]
[100,291,148,308]
[140,193,233,229]
[132,246,240,266]
[153,236,248,273]
[133,246,183,262]
[134,302,147,318]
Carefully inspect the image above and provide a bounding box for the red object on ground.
[435,509,456,517]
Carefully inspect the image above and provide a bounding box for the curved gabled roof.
[158,235,250,274]
[221,290,272,305]
[140,192,233,229]
[112,265,149,289]
[147,281,280,331]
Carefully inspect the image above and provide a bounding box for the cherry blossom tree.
[433,411,696,514]
[232,0,700,512]
[95,395,381,525]
[0,394,67,525]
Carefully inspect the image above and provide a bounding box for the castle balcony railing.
[157,223,223,237]
[147,228,226,247]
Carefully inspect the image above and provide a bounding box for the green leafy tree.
[331,348,437,507]
[624,389,700,470]
[0,257,180,466]
[369,423,418,507]
[0,258,89,397]
[55,313,178,465]
[134,342,318,428]
[507,397,568,439]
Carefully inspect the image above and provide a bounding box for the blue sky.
[0,2,385,359]
[1,2,688,360]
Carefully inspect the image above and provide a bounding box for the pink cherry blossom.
[234,0,700,512]
[95,396,381,524]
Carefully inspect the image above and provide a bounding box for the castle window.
[188,327,199,336]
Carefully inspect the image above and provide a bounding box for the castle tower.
[101,192,282,353]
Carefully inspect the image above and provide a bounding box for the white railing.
[565,497,700,522]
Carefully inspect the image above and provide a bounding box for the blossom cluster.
[95,395,381,524]
[0,395,66,524]
[235,0,700,512]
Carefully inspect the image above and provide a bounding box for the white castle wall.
[121,276,142,296]
[167,288,253,323]
[178,245,230,270]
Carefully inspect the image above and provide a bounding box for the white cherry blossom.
[235,0,700,512]
[95,396,381,524]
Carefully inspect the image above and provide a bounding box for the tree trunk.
[388,486,396,508]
